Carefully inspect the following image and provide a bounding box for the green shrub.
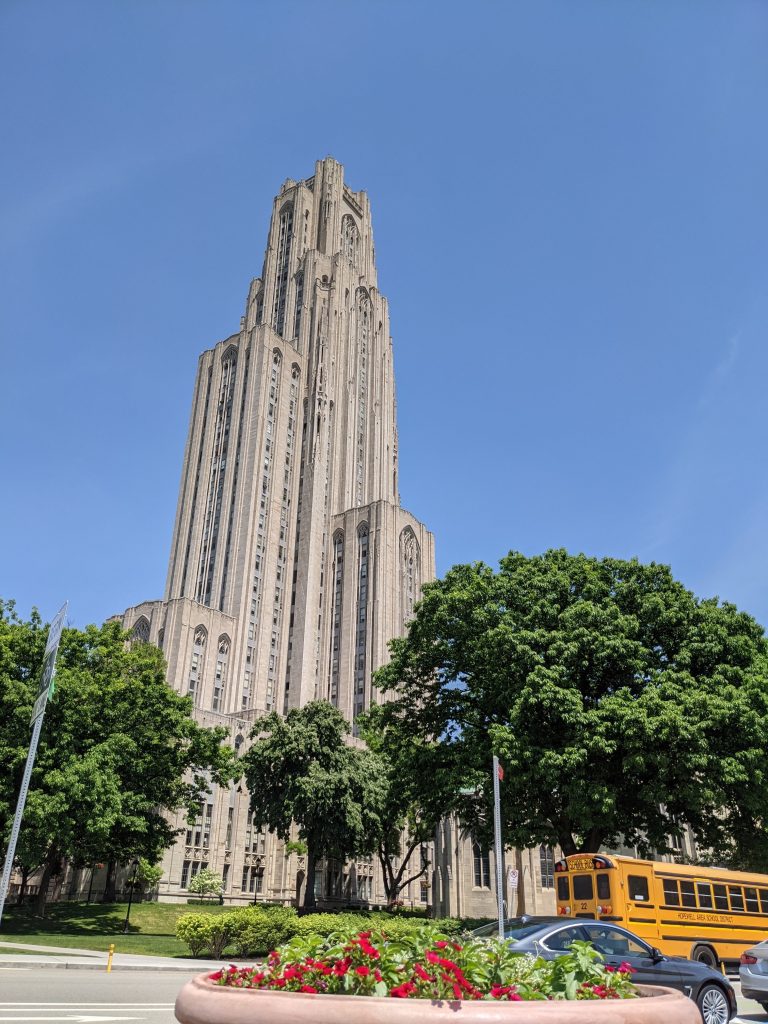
[228,906,299,957]
[175,912,234,958]
[292,912,371,939]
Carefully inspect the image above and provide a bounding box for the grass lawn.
[0,901,232,958]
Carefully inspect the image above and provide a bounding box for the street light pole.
[122,860,139,934]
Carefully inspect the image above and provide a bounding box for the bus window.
[696,882,713,909]
[597,874,611,900]
[557,876,570,901]
[573,875,594,900]
[745,888,759,913]
[713,884,728,910]
[759,889,768,913]
[663,878,680,906]
[729,886,745,912]
[680,881,696,908]
[628,875,649,902]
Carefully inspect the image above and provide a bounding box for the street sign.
[30,603,68,726]
[507,867,519,890]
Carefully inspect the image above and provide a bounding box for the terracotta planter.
[175,973,702,1024]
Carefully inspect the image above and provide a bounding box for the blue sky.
[1,0,767,631]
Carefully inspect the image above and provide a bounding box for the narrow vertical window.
[187,627,207,704]
[293,272,304,341]
[272,204,294,336]
[212,636,230,711]
[400,528,421,630]
[540,845,555,888]
[353,524,369,719]
[473,839,490,888]
[329,531,344,705]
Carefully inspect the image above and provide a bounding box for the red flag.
[497,763,504,782]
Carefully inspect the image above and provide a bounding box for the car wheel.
[692,945,718,969]
[696,983,730,1024]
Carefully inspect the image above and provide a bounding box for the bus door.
[621,863,657,944]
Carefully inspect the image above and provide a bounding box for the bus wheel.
[692,945,718,969]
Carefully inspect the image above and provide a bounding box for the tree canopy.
[372,550,768,868]
[0,601,235,907]
[241,701,385,909]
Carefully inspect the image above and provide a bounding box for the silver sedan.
[740,939,768,1012]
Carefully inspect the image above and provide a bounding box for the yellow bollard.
[106,944,115,973]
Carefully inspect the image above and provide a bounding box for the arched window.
[272,203,294,336]
[342,215,360,265]
[187,627,207,704]
[472,839,491,889]
[212,635,230,712]
[399,527,421,629]
[131,616,150,645]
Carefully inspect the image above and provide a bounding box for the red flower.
[425,951,440,964]
[413,963,433,981]
[355,965,371,977]
[390,982,417,998]
[435,940,448,948]
[209,970,223,981]
[299,985,318,994]
[618,961,636,974]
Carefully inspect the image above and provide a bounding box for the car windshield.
[471,918,558,942]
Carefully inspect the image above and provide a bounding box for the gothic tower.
[119,158,435,903]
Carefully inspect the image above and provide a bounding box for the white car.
[740,939,768,1012]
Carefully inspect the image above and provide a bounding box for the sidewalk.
[0,940,235,972]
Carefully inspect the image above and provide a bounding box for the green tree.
[241,701,385,910]
[188,867,224,900]
[373,551,768,868]
[0,603,235,912]
[357,703,439,905]
[135,858,163,897]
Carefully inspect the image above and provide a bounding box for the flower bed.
[210,929,636,1001]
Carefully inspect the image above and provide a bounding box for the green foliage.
[135,859,163,892]
[357,702,439,902]
[214,931,637,1001]
[187,868,224,898]
[373,551,768,865]
[0,601,236,901]
[175,912,233,958]
[242,701,386,908]
[283,839,307,857]
[228,906,299,956]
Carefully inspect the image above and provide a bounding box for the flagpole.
[492,755,504,940]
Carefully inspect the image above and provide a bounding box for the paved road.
[0,965,766,1022]
[0,970,199,1024]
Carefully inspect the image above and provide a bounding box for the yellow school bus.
[554,853,768,967]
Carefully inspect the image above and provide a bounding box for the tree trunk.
[580,829,604,854]
[302,851,318,913]
[103,859,117,903]
[16,866,30,905]
[514,847,526,916]
[32,849,60,917]
[558,833,577,856]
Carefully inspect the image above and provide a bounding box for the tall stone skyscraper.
[120,158,435,903]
